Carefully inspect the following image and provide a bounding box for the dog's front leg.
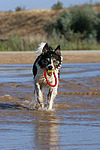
[47,87,57,110]
[35,83,44,109]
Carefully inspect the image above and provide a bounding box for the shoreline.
[0,50,100,65]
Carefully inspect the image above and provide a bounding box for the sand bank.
[0,51,100,65]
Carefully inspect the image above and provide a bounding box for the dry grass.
[0,9,58,41]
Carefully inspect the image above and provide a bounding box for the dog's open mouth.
[47,69,54,76]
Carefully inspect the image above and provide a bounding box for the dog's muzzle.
[47,65,53,70]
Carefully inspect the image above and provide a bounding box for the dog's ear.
[55,45,61,55]
[42,43,53,53]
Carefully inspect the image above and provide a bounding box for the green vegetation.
[0,36,37,51]
[0,34,100,51]
[15,6,25,11]
[44,6,100,49]
[51,1,63,10]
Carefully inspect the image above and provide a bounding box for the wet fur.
[32,43,62,110]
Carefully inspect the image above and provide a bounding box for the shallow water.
[0,63,100,150]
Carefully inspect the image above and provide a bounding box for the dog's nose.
[47,65,53,70]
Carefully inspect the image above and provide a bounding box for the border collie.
[32,43,62,110]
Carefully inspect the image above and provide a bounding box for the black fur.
[33,64,37,77]
[33,46,61,77]
[32,43,62,110]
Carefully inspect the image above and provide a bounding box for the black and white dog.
[32,43,62,110]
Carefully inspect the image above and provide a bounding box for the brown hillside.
[0,9,58,41]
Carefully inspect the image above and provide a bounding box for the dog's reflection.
[33,112,59,150]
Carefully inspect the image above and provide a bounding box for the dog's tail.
[36,43,46,55]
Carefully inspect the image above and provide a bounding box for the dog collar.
[44,69,57,87]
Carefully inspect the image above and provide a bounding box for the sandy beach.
[0,50,100,65]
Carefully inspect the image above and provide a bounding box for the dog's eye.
[53,59,59,64]
[41,58,50,64]
[46,58,50,62]
[44,58,50,63]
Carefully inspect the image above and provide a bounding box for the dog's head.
[38,43,62,72]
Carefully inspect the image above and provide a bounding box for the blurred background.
[0,0,100,50]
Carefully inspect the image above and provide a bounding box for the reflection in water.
[33,111,59,150]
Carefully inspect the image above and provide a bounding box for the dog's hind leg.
[47,87,57,110]
[35,83,44,109]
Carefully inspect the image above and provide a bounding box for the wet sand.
[0,50,100,65]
